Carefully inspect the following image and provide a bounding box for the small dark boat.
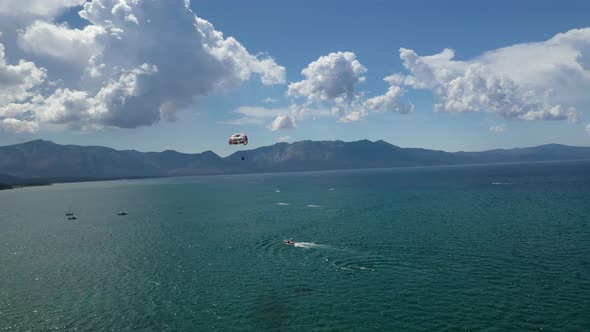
[65,212,74,216]
[117,212,128,216]
[68,216,78,220]
[284,239,295,246]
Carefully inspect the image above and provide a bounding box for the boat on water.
[67,216,78,220]
[117,212,128,216]
[284,239,295,246]
[65,212,74,216]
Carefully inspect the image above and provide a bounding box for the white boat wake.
[293,241,324,249]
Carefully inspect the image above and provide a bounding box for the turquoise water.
[1,161,590,331]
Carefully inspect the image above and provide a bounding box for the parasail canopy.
[229,133,248,145]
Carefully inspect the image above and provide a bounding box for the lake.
[1,161,589,330]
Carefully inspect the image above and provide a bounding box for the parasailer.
[229,133,248,146]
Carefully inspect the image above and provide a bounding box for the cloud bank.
[383,28,590,124]
[1,1,589,136]
[280,28,589,131]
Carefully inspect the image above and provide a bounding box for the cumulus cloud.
[289,51,366,102]
[586,124,590,136]
[0,0,84,18]
[337,109,367,123]
[396,48,579,122]
[269,114,296,131]
[364,74,414,114]
[384,28,590,125]
[37,88,98,126]
[479,28,590,106]
[0,43,46,105]
[489,125,505,133]
[3,1,589,136]
[0,0,286,132]
[288,51,368,122]
[18,20,106,66]
[278,135,291,142]
[195,17,285,86]
[1,118,39,133]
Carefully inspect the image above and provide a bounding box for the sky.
[0,0,589,156]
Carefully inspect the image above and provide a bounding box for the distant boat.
[65,212,74,216]
[117,212,128,216]
[67,216,77,220]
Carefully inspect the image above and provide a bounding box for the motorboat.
[284,239,295,246]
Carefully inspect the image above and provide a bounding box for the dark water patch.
[252,290,293,330]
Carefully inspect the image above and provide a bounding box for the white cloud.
[586,124,590,136]
[37,88,98,126]
[397,49,578,122]
[1,118,39,133]
[385,28,590,124]
[278,135,291,142]
[263,97,279,103]
[0,42,46,105]
[269,114,296,131]
[479,28,590,106]
[125,14,139,25]
[364,75,414,114]
[195,17,285,86]
[338,109,367,123]
[93,63,161,128]
[0,0,84,18]
[288,51,366,103]
[288,51,369,123]
[0,0,286,133]
[489,125,505,133]
[18,21,106,66]
[3,2,589,135]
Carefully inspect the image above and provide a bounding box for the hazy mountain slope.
[1,139,589,180]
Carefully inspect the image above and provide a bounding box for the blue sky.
[0,0,589,156]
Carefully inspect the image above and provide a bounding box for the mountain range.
[1,139,590,185]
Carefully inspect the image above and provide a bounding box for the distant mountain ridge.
[1,139,590,182]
